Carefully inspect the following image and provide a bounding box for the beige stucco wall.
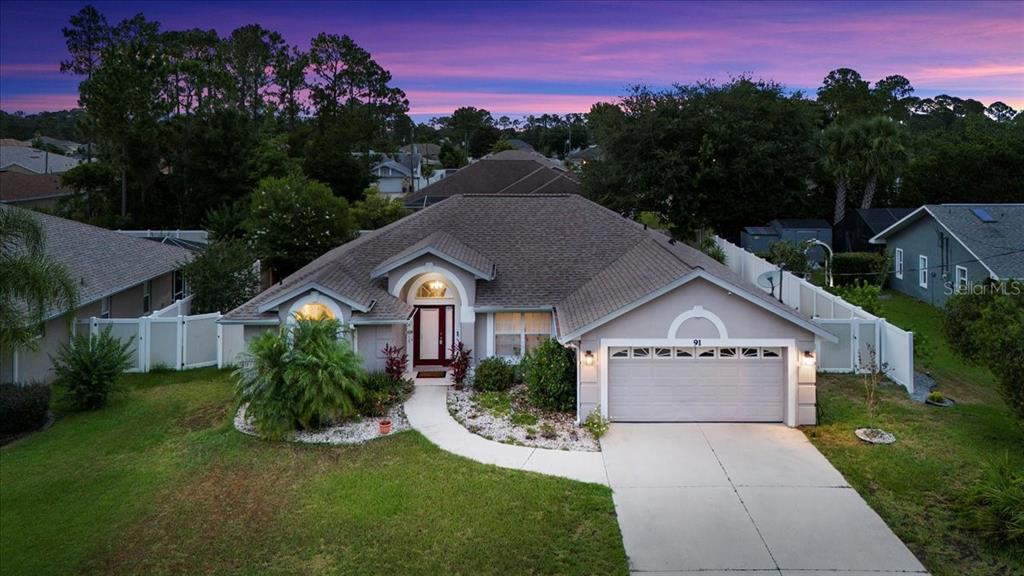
[573,277,817,424]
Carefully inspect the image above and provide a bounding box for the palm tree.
[817,123,863,225]
[0,207,78,352]
[858,117,905,209]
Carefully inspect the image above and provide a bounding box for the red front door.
[414,305,453,365]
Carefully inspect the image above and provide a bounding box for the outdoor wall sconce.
[802,350,816,366]
[584,350,594,366]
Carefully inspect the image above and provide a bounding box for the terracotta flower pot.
[379,419,392,435]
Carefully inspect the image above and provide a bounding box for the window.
[742,347,759,358]
[697,347,716,358]
[142,280,152,314]
[675,348,693,358]
[955,266,968,293]
[416,280,447,298]
[654,347,672,358]
[718,347,737,358]
[631,347,650,358]
[493,311,552,357]
[173,270,186,301]
[610,347,629,358]
[100,296,111,319]
[919,255,928,288]
[294,303,335,321]
[894,248,904,279]
[761,347,781,358]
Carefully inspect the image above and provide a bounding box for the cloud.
[0,93,80,113]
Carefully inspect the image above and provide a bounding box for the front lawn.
[806,289,1024,575]
[0,369,628,575]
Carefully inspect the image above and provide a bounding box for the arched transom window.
[294,302,336,321]
[416,279,448,298]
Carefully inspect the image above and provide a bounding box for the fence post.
[177,315,185,370]
[139,317,148,373]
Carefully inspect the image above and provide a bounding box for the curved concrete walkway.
[404,384,608,485]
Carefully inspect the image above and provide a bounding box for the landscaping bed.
[234,402,410,445]
[448,385,599,452]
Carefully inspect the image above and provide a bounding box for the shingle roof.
[0,146,80,174]
[224,195,821,338]
[2,206,193,319]
[854,207,914,235]
[403,152,579,207]
[0,172,74,203]
[770,218,831,229]
[372,230,495,279]
[927,204,1024,279]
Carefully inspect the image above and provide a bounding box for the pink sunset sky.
[1,1,1022,118]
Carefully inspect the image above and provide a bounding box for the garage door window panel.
[697,347,715,358]
[761,347,781,358]
[718,347,737,358]
[674,348,694,358]
[610,347,629,358]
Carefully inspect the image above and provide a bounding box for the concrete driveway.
[601,423,928,575]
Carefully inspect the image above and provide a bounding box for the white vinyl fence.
[715,237,915,392]
[77,297,221,373]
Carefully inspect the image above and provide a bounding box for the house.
[566,144,602,166]
[220,194,831,427]
[372,152,444,198]
[870,203,1024,306]
[740,218,832,258]
[0,206,193,384]
[403,149,580,209]
[503,138,534,151]
[834,207,913,253]
[399,143,441,164]
[0,172,75,210]
[0,146,81,174]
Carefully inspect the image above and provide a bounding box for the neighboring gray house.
[0,207,193,384]
[221,194,831,427]
[870,204,1024,306]
[0,146,81,174]
[740,219,832,258]
[566,144,602,166]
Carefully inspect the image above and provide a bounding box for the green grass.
[806,289,1024,575]
[474,390,513,416]
[1,369,627,575]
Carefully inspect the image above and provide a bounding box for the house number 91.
[693,339,701,346]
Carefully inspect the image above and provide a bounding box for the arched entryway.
[400,272,463,366]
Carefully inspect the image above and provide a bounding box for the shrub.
[944,281,1024,421]
[830,280,882,315]
[520,339,576,412]
[699,235,726,264]
[181,239,260,314]
[927,390,945,403]
[764,241,808,275]
[832,252,889,286]
[962,456,1024,546]
[510,411,538,427]
[0,382,50,434]
[53,327,134,411]
[235,318,365,438]
[382,343,408,381]
[539,422,557,439]
[473,357,515,392]
[358,370,412,417]
[475,390,512,416]
[584,406,610,439]
[449,340,472,387]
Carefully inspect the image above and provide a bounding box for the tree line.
[583,69,1022,240]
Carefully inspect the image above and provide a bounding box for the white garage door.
[608,346,785,422]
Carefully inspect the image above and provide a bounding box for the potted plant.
[379,418,392,435]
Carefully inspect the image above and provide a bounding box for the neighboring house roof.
[849,207,915,235]
[223,194,833,342]
[0,138,31,147]
[0,172,74,203]
[0,146,81,174]
[503,138,534,151]
[1,206,194,319]
[567,144,602,162]
[399,143,440,159]
[743,226,777,236]
[35,136,83,154]
[770,218,831,229]
[870,203,1024,279]
[373,159,413,178]
[403,152,579,208]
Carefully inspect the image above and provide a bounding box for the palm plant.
[817,123,863,225]
[235,318,364,438]
[858,117,905,209]
[0,207,78,352]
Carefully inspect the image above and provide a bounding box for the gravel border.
[447,385,599,452]
[234,403,410,445]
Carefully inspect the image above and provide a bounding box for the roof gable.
[370,230,496,280]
